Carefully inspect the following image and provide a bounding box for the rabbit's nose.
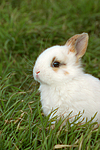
[35,70,40,79]
[36,71,40,74]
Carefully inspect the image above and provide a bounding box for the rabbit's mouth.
[34,73,44,84]
[34,73,41,82]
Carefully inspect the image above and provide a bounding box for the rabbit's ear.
[66,33,89,59]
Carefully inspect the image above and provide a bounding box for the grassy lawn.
[0,0,100,149]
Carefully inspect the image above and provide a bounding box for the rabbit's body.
[39,74,100,122]
[33,33,100,123]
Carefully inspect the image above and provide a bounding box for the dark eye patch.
[51,57,66,68]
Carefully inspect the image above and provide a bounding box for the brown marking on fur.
[69,46,75,53]
[61,64,66,67]
[64,71,69,75]
[52,67,59,72]
[52,57,56,62]
[52,65,67,73]
[76,58,79,63]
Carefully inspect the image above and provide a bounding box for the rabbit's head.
[33,33,88,85]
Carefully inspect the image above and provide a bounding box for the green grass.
[0,0,100,149]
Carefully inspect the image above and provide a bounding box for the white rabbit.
[33,33,100,123]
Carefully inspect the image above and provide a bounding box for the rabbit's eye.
[52,61,60,67]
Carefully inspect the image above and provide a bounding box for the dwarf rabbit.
[33,33,100,123]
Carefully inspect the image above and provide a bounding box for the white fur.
[33,35,100,123]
